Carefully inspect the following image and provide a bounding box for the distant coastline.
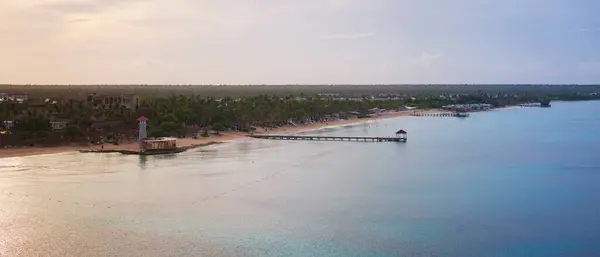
[2,84,600,99]
[2,84,599,159]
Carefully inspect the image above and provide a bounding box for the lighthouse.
[137,116,149,140]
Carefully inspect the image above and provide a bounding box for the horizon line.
[1,84,599,87]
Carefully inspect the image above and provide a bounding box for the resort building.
[89,93,139,111]
[0,93,28,103]
[139,137,177,151]
[50,120,69,131]
[0,129,12,148]
[136,116,178,152]
[441,104,493,111]
[2,121,14,130]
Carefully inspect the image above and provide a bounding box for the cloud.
[32,0,149,14]
[575,61,600,72]
[419,52,442,63]
[321,33,375,40]
[68,17,92,23]
[325,0,386,10]
[326,0,359,9]
[576,27,600,32]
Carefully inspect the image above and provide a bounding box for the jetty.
[411,112,469,117]
[518,100,551,108]
[518,103,542,107]
[249,130,408,143]
[249,135,406,142]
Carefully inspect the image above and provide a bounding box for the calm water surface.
[1,101,600,257]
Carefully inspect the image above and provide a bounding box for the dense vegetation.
[2,84,600,99]
[1,85,599,146]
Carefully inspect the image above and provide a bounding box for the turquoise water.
[1,101,599,256]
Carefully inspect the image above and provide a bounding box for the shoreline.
[0,109,428,159]
[2,100,574,159]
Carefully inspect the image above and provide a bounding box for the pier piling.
[411,112,469,117]
[248,135,407,143]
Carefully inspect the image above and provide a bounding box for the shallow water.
[1,101,600,256]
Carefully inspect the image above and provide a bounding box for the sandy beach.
[0,110,435,159]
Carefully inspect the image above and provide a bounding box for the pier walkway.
[248,134,407,142]
[518,103,550,107]
[411,112,469,117]
[518,103,542,107]
[518,101,551,107]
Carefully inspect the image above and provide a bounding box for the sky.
[1,0,599,84]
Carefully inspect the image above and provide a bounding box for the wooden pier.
[518,103,542,107]
[518,102,551,107]
[411,112,469,117]
[248,134,407,142]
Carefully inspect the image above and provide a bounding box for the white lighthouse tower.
[137,116,149,140]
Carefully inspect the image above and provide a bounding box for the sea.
[1,101,599,257]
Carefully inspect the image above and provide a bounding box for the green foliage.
[65,124,83,139]
[149,128,168,138]
[161,113,179,123]
[33,130,51,139]
[211,122,226,134]
[15,114,51,132]
[155,121,184,137]
[159,121,180,133]
[201,130,209,137]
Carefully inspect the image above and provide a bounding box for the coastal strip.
[0,110,415,158]
[0,99,571,159]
